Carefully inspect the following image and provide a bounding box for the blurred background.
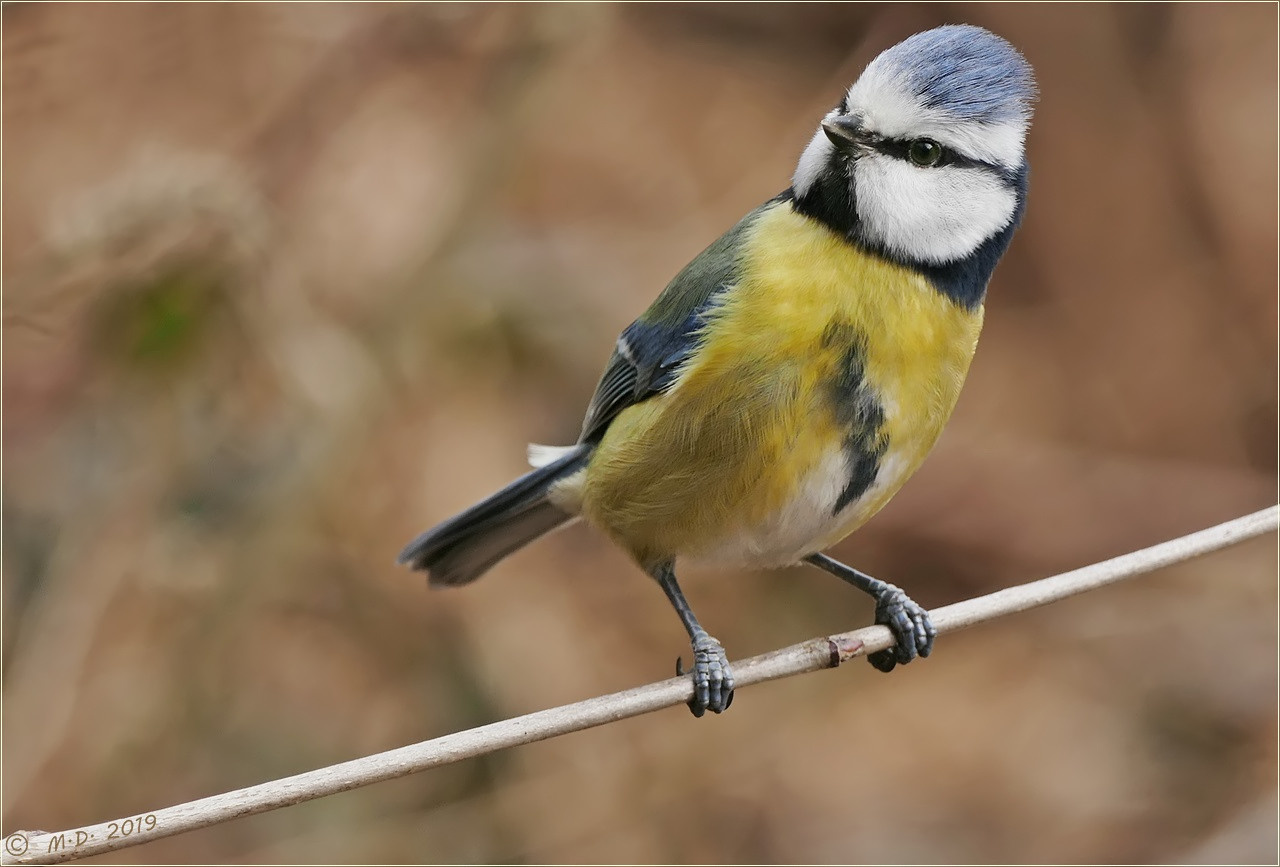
[3,3,1277,863]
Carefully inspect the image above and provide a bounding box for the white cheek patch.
[853,155,1017,264]
[846,76,1027,170]
[792,120,836,199]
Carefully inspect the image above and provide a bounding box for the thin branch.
[4,506,1276,865]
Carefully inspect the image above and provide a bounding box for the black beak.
[822,115,872,153]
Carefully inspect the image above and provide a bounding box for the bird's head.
[793,25,1036,267]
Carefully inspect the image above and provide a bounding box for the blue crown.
[876,25,1036,124]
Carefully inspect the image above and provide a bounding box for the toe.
[888,606,918,665]
[917,612,937,658]
[868,648,898,672]
[712,660,735,714]
[716,661,737,713]
[873,583,938,668]
[895,634,917,665]
[686,636,735,715]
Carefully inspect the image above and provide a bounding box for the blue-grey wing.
[578,314,709,444]
[575,193,786,445]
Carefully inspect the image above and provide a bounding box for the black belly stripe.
[821,320,889,514]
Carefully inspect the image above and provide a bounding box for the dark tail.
[397,445,590,587]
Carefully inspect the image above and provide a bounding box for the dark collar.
[786,163,1029,310]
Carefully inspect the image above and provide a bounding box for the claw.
[681,633,735,717]
[803,555,936,674]
[870,583,935,672]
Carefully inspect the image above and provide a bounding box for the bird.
[400,24,1036,717]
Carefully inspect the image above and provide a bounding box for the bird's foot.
[868,583,936,673]
[675,633,735,717]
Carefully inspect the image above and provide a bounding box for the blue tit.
[400,24,1036,717]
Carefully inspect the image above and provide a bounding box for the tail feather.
[527,442,580,469]
[398,445,589,587]
[422,503,580,587]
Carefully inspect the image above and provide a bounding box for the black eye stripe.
[866,136,991,172]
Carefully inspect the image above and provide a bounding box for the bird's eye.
[907,139,944,168]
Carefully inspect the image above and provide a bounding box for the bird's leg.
[804,553,935,672]
[653,563,735,717]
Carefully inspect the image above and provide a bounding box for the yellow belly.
[578,201,984,570]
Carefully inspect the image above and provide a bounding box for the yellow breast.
[580,201,984,569]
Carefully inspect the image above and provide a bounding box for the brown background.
[4,3,1277,863]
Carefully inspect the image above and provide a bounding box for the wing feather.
[577,194,789,444]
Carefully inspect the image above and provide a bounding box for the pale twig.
[3,506,1276,865]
